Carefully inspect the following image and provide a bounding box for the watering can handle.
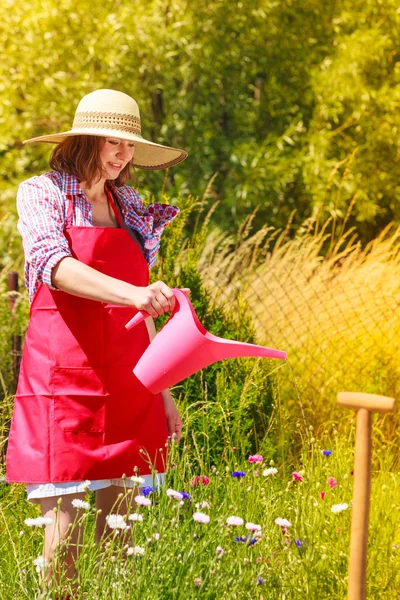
[125,288,187,331]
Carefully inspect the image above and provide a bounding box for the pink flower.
[226,516,244,526]
[327,477,337,489]
[292,472,303,482]
[320,491,326,500]
[134,495,151,507]
[190,475,210,487]
[246,522,262,532]
[275,517,292,528]
[248,455,263,464]
[193,512,210,524]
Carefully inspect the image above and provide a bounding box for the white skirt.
[26,473,164,503]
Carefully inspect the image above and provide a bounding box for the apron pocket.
[51,367,107,433]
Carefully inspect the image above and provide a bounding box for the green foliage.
[1,0,399,239]
[151,195,276,461]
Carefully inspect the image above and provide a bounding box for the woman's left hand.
[161,389,183,442]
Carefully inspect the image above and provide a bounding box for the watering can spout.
[126,289,286,394]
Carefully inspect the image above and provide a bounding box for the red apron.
[6,189,168,483]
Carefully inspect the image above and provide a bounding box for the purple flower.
[323,450,332,456]
[142,486,153,496]
[180,492,191,500]
[295,539,305,548]
[256,577,265,585]
[231,471,246,478]
[235,535,258,546]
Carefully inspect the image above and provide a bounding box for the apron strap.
[105,185,145,255]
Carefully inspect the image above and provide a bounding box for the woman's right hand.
[130,281,177,317]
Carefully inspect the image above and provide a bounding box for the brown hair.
[49,135,133,188]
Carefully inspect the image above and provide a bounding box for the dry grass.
[199,216,400,441]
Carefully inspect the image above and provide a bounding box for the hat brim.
[23,130,187,171]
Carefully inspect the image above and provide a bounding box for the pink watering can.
[125,288,286,394]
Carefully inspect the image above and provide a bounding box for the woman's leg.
[39,492,86,582]
[95,485,137,544]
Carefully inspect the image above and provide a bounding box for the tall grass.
[199,216,400,446]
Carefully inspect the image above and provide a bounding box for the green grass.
[0,427,399,599]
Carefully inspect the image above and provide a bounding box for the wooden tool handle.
[348,408,371,600]
[338,392,395,414]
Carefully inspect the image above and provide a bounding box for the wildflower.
[256,577,266,585]
[128,513,143,522]
[25,517,53,528]
[295,539,305,547]
[153,533,160,540]
[231,471,246,478]
[142,486,153,496]
[274,518,292,528]
[127,546,145,556]
[194,577,202,588]
[320,491,326,500]
[106,514,128,530]
[180,491,191,500]
[322,450,332,456]
[193,512,210,524]
[190,475,210,487]
[327,477,337,489]
[236,535,258,546]
[166,489,183,501]
[82,480,91,490]
[246,522,262,532]
[331,503,349,513]
[195,501,211,509]
[33,556,49,573]
[71,499,90,510]
[248,455,263,463]
[216,546,225,556]
[131,475,145,485]
[263,467,278,477]
[226,516,244,526]
[134,495,151,507]
[292,472,303,482]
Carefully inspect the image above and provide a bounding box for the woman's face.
[99,137,135,180]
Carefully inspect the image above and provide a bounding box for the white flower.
[127,546,145,556]
[226,516,244,527]
[106,514,128,530]
[33,556,49,573]
[25,517,53,528]
[71,499,90,510]
[274,518,292,527]
[263,467,278,477]
[128,513,143,522]
[331,503,349,513]
[195,501,211,509]
[131,476,145,485]
[134,495,151,507]
[153,533,160,540]
[193,512,210,524]
[216,546,225,556]
[245,522,262,532]
[166,488,184,501]
[82,480,92,490]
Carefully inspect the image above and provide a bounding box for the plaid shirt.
[17,171,179,302]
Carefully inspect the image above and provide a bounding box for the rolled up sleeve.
[17,177,72,291]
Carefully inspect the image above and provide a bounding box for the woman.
[5,89,188,584]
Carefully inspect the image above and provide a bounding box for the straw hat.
[23,89,188,171]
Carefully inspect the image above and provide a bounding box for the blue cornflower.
[322,450,332,456]
[295,539,306,548]
[235,535,257,546]
[256,577,265,586]
[231,471,246,478]
[142,486,159,496]
[180,492,191,500]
